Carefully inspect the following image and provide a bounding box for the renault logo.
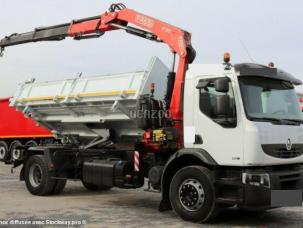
[286,138,292,151]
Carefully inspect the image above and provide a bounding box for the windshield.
[239,76,302,122]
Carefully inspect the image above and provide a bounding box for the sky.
[0,0,302,96]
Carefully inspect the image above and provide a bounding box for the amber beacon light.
[224,52,231,63]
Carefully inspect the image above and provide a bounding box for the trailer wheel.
[52,179,67,195]
[0,141,9,162]
[81,180,112,191]
[169,166,219,223]
[24,155,56,196]
[10,140,22,161]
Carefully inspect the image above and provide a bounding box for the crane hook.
[109,3,126,12]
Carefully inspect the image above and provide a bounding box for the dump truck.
[0,3,302,223]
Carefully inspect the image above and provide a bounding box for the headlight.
[242,173,270,188]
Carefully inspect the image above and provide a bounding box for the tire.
[10,140,22,161]
[24,155,56,196]
[0,141,9,162]
[81,180,112,191]
[169,166,219,223]
[51,179,67,195]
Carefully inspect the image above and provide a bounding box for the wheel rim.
[12,149,21,160]
[29,164,43,188]
[0,146,6,159]
[179,178,205,211]
[10,141,22,160]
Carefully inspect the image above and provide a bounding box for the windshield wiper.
[250,117,302,125]
[281,119,303,125]
[249,117,282,123]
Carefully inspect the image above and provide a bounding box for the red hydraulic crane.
[0,3,196,146]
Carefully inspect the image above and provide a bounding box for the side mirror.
[215,94,230,117]
[215,78,229,93]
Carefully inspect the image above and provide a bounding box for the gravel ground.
[0,164,302,228]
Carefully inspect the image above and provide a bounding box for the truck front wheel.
[169,166,219,223]
[24,155,56,196]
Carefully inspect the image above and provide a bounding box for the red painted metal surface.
[0,97,53,139]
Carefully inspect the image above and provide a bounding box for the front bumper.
[240,166,303,209]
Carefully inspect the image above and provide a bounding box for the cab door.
[191,76,244,166]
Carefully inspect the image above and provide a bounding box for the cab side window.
[198,78,237,128]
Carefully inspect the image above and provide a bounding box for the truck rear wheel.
[0,141,9,162]
[81,180,112,191]
[24,155,56,196]
[169,166,219,223]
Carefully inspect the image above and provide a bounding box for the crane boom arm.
[0,3,196,128]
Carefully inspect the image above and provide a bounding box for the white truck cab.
[184,62,303,166]
[181,61,303,211]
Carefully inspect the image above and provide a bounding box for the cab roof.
[188,63,302,85]
[234,63,302,85]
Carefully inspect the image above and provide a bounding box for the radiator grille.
[262,144,303,159]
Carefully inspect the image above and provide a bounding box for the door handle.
[194,134,203,144]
